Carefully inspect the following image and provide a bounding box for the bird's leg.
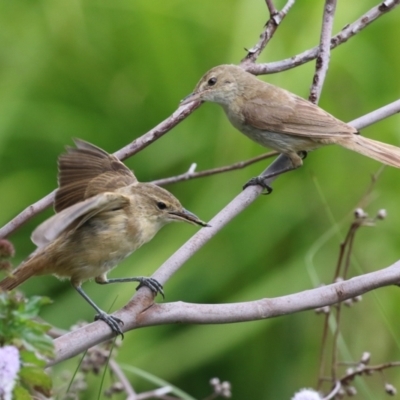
[95,275,164,298]
[73,283,124,337]
[243,151,307,193]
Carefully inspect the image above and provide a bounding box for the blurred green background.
[1,0,400,398]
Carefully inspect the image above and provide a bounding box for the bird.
[0,139,208,336]
[181,64,400,190]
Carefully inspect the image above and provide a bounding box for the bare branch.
[240,0,295,67]
[50,258,400,365]
[109,359,138,400]
[265,0,278,16]
[323,360,400,399]
[309,0,337,104]
[150,151,277,186]
[350,98,400,130]
[113,102,201,160]
[246,0,400,75]
[0,190,56,240]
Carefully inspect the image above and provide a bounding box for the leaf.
[13,386,33,400]
[19,366,52,395]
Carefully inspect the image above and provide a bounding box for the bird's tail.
[0,255,43,291]
[340,135,400,168]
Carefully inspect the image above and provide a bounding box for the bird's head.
[181,64,246,106]
[130,183,209,228]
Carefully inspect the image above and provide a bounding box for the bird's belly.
[51,216,140,282]
[240,126,319,154]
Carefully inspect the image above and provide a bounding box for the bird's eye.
[157,201,167,210]
[208,77,217,86]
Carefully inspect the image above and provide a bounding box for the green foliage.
[0,291,53,398]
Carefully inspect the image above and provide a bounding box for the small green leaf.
[19,349,46,367]
[13,386,33,400]
[19,366,52,394]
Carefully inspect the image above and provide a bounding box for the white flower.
[0,346,20,400]
[291,388,322,400]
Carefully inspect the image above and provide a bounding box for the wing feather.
[55,139,137,212]
[241,84,357,138]
[33,192,130,247]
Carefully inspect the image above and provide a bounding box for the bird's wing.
[241,88,357,138]
[33,192,130,247]
[55,139,137,212]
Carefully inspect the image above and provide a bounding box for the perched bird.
[0,139,208,336]
[181,64,400,189]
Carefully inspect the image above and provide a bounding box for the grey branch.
[265,0,278,17]
[246,0,400,75]
[50,257,400,365]
[240,0,295,66]
[150,151,277,186]
[309,0,337,104]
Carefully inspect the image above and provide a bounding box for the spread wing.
[241,84,357,138]
[55,139,137,212]
[33,192,130,248]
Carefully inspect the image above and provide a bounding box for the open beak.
[169,208,210,227]
[180,91,203,106]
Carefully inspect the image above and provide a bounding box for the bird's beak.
[180,91,203,106]
[169,208,210,227]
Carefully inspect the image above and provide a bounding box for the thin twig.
[309,0,337,104]
[339,361,400,382]
[317,313,331,390]
[323,381,341,400]
[109,359,138,400]
[150,151,277,186]
[265,0,278,16]
[113,102,201,161]
[136,386,175,400]
[330,305,341,382]
[240,0,295,67]
[246,0,400,75]
[0,190,56,241]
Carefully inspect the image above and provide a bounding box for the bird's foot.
[94,312,124,338]
[243,176,273,194]
[136,277,165,298]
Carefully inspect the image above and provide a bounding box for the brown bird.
[0,139,208,336]
[181,64,400,190]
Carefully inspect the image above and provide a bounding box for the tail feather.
[340,135,400,168]
[0,257,42,291]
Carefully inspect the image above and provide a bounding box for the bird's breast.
[51,210,143,282]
